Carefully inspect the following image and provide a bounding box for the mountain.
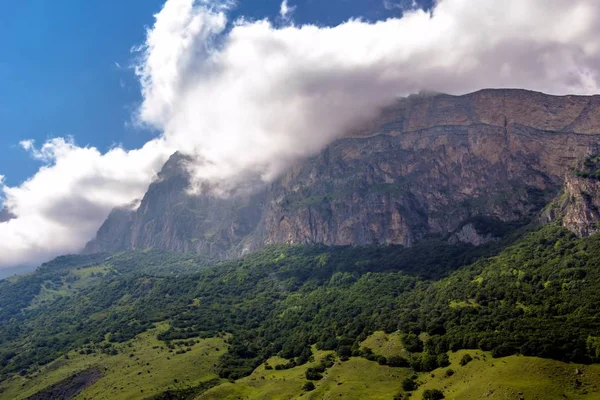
[85,89,600,257]
[5,89,600,398]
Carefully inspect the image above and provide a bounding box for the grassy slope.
[415,349,600,400]
[360,332,600,400]
[4,330,600,400]
[0,325,226,400]
[198,349,411,400]
[199,332,600,400]
[360,331,409,359]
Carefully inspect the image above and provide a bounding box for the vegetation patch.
[0,327,226,400]
[574,154,600,180]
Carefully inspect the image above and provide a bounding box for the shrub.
[337,346,352,358]
[444,368,454,377]
[492,343,515,358]
[302,381,315,391]
[436,353,450,368]
[402,377,418,391]
[459,354,473,366]
[305,367,323,380]
[423,388,444,400]
[403,333,423,352]
[387,356,410,367]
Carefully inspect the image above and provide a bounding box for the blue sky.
[0,0,431,186]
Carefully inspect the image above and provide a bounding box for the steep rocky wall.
[85,89,600,258]
[252,122,599,250]
[542,155,600,237]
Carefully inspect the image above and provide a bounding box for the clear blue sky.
[0,0,431,186]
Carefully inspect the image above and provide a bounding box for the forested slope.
[2,223,600,398]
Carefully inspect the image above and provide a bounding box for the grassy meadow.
[0,325,226,400]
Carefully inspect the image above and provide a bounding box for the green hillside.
[0,325,225,400]
[2,223,600,398]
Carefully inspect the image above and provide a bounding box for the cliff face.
[85,154,267,258]
[85,89,600,257]
[542,155,600,237]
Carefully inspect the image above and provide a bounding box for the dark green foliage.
[274,362,295,371]
[402,334,423,353]
[436,353,450,368]
[402,377,418,391]
[295,346,313,366]
[149,379,221,399]
[305,368,323,381]
[398,225,600,364]
[387,356,409,368]
[410,353,446,372]
[3,223,600,383]
[423,388,444,400]
[444,368,454,377]
[459,354,473,367]
[302,381,315,391]
[491,343,515,358]
[575,154,600,180]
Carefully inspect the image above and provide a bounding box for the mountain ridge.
[85,88,600,258]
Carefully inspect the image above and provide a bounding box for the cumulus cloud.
[0,138,172,267]
[134,0,600,191]
[280,0,296,20]
[1,0,600,268]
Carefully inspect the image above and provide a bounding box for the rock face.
[542,155,600,237]
[85,89,600,257]
[450,223,498,246]
[85,154,267,258]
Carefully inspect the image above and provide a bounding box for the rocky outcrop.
[449,223,498,246]
[85,89,600,258]
[83,205,135,254]
[85,153,267,258]
[542,156,600,237]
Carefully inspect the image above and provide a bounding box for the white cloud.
[136,0,600,190]
[383,0,418,11]
[0,138,172,267]
[280,0,296,19]
[1,0,600,268]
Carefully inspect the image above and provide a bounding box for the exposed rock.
[83,205,135,254]
[85,89,600,258]
[85,153,267,258]
[450,223,498,246]
[542,159,600,237]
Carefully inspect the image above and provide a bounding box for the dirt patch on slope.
[26,367,102,400]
